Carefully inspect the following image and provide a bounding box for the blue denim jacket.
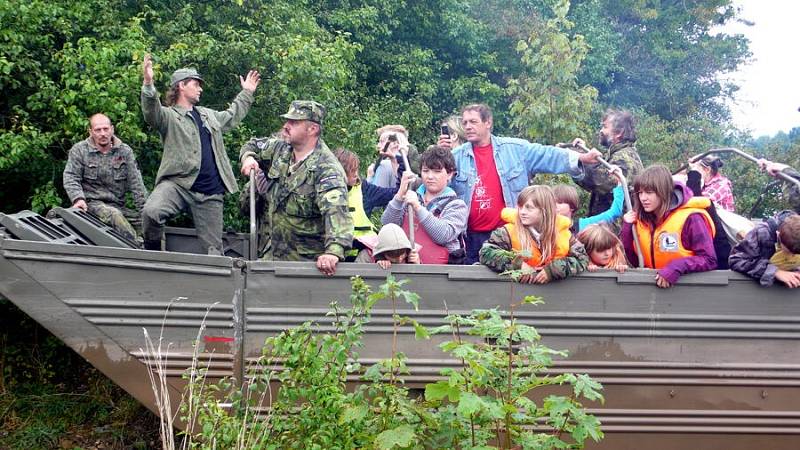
[449,135,584,212]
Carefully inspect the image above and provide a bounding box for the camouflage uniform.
[140,75,254,253]
[240,101,353,261]
[239,136,290,259]
[576,141,643,217]
[479,228,588,281]
[63,136,147,241]
[780,168,800,212]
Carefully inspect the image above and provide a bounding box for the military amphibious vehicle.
[1,206,799,450]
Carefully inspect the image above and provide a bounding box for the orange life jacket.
[501,208,572,267]
[635,196,716,269]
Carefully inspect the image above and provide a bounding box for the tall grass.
[141,297,217,450]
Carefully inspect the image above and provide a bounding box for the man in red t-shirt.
[439,104,600,264]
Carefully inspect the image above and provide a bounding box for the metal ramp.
[50,207,138,248]
[0,210,91,245]
[0,208,249,254]
[0,208,138,248]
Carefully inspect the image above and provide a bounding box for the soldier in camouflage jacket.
[63,113,147,242]
[240,101,353,276]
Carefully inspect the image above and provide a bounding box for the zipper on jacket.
[649,228,656,268]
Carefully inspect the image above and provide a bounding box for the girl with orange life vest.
[479,185,588,284]
[381,146,467,264]
[621,164,717,288]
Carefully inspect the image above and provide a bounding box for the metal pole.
[561,142,644,267]
[401,152,416,247]
[249,169,257,260]
[673,147,800,191]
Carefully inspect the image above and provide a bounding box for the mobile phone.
[441,125,450,136]
[382,134,398,153]
[376,134,399,167]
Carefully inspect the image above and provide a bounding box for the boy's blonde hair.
[515,185,558,263]
[577,224,628,268]
[375,124,408,138]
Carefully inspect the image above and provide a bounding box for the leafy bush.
[159,276,603,449]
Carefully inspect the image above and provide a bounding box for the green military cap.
[280,100,326,124]
[170,68,204,87]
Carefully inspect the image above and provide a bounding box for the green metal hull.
[1,222,799,448]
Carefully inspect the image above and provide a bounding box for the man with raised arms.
[140,54,260,254]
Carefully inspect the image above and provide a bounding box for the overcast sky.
[720,1,800,137]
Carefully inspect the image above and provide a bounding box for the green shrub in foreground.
[172,276,603,449]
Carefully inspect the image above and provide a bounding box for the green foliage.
[375,424,416,449]
[571,0,751,122]
[426,304,604,448]
[507,0,597,144]
[734,132,800,217]
[177,276,428,449]
[631,108,796,217]
[28,181,62,215]
[634,109,735,167]
[172,277,603,449]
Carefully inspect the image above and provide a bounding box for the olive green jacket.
[140,84,254,193]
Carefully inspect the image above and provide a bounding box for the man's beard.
[598,132,611,148]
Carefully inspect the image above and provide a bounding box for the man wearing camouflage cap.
[140,54,260,253]
[240,100,353,276]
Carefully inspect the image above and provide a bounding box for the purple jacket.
[729,210,796,286]
[622,182,717,284]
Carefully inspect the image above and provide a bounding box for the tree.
[507,0,597,144]
[571,0,751,122]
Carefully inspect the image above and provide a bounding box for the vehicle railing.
[673,147,800,191]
